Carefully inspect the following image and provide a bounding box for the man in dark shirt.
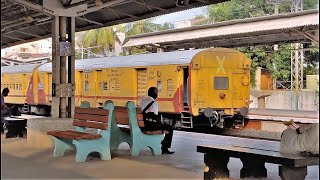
[1,88,11,117]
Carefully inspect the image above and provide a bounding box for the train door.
[78,71,84,103]
[48,73,52,102]
[95,70,102,105]
[22,74,27,97]
[183,67,189,107]
[136,68,147,106]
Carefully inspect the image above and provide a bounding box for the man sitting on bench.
[140,87,175,154]
[281,119,319,156]
[1,88,11,117]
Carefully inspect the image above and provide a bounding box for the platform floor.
[1,131,319,179]
[248,108,319,123]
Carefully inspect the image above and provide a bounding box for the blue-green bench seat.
[47,103,114,162]
[109,101,168,156]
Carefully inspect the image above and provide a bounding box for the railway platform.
[1,130,318,179]
[248,108,319,123]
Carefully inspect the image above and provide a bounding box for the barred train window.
[84,81,89,91]
[103,82,108,90]
[157,81,162,93]
[214,77,229,90]
[167,79,174,91]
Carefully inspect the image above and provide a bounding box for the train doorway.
[183,67,189,106]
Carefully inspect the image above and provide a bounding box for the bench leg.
[74,148,90,163]
[149,143,162,156]
[279,166,307,180]
[131,143,141,156]
[240,157,267,178]
[73,138,111,162]
[204,152,229,180]
[51,137,73,157]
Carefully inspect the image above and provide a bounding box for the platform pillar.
[51,16,75,118]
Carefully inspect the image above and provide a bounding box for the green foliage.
[124,18,174,37]
[205,0,319,88]
[80,26,117,56]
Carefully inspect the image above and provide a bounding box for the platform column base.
[279,166,307,180]
[204,152,229,180]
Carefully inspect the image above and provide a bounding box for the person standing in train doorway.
[140,87,175,154]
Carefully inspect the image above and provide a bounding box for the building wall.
[250,90,319,111]
[306,75,319,91]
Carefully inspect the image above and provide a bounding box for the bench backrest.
[73,107,109,130]
[114,106,144,127]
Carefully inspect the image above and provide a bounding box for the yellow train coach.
[1,48,251,129]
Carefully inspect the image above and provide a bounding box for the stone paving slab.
[1,131,319,180]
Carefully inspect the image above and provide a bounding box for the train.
[1,48,251,129]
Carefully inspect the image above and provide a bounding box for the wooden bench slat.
[114,107,127,113]
[47,130,83,140]
[73,120,108,130]
[136,113,143,121]
[47,130,101,140]
[142,130,168,135]
[74,113,108,123]
[117,118,129,125]
[117,118,144,127]
[75,107,109,115]
[63,130,101,139]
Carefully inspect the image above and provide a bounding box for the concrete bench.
[197,144,319,180]
[250,90,273,110]
[47,102,114,162]
[3,116,27,138]
[108,100,168,156]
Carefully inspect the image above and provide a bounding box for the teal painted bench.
[47,102,114,162]
[109,101,168,156]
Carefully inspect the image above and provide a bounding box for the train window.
[19,84,22,90]
[16,84,19,90]
[84,81,89,91]
[157,81,162,93]
[103,82,108,91]
[115,80,120,90]
[214,77,229,90]
[9,84,12,89]
[167,79,174,92]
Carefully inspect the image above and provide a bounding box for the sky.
[153,6,208,24]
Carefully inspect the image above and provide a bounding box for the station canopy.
[1,0,229,49]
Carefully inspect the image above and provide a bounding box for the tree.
[122,19,174,55]
[204,0,319,87]
[125,18,162,36]
[81,27,115,56]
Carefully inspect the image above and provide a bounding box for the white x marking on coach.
[216,56,226,74]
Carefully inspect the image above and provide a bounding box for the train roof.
[1,64,39,74]
[36,49,204,72]
[3,48,244,73]
[75,49,204,70]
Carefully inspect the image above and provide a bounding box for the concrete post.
[59,16,67,118]
[68,17,76,118]
[51,16,60,118]
[51,16,75,118]
[255,67,262,90]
